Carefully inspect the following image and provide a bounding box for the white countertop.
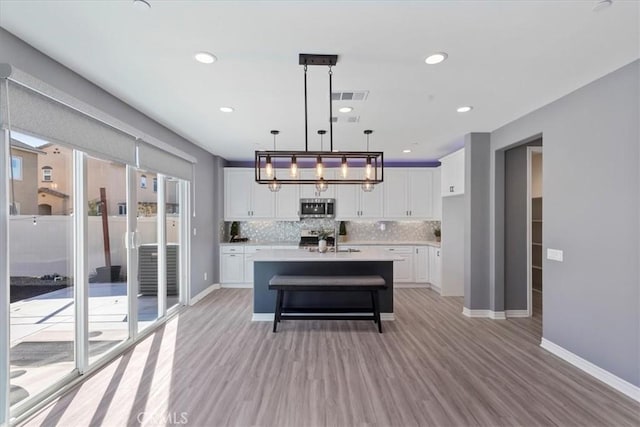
[219,240,440,248]
[252,248,402,262]
[219,241,299,246]
[340,240,441,248]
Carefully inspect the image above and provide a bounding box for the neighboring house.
[36,143,175,216]
[9,139,44,215]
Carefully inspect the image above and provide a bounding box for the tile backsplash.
[222,220,441,243]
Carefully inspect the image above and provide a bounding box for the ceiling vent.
[331,116,360,123]
[332,91,369,101]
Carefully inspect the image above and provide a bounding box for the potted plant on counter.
[317,229,333,253]
[339,221,347,243]
[434,226,441,243]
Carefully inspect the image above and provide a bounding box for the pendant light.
[267,130,281,192]
[254,54,384,187]
[316,130,328,192]
[362,130,375,192]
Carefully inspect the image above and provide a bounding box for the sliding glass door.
[8,137,76,411]
[85,155,129,364]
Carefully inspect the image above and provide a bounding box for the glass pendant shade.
[361,179,374,192]
[290,156,298,177]
[265,156,273,178]
[341,156,348,178]
[268,177,281,192]
[316,177,328,192]
[316,156,323,178]
[365,157,372,179]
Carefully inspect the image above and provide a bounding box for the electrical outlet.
[204,272,207,281]
[547,248,563,262]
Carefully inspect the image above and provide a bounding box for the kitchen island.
[251,248,401,321]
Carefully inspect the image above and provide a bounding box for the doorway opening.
[527,147,543,320]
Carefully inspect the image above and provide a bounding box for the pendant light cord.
[328,65,333,152]
[304,64,308,152]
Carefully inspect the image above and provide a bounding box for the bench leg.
[273,290,283,333]
[370,291,377,324]
[373,290,382,333]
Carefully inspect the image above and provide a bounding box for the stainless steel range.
[298,230,335,248]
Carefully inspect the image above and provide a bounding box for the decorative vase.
[318,239,327,253]
[436,236,441,243]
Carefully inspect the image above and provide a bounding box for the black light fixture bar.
[255,150,384,184]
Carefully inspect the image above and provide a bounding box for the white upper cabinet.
[275,184,299,220]
[432,167,442,221]
[440,148,465,197]
[299,168,336,199]
[224,168,275,220]
[335,168,383,220]
[383,168,434,220]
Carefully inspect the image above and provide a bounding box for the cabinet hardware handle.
[409,210,412,216]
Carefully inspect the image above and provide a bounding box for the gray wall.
[464,133,491,310]
[441,195,464,296]
[0,28,222,297]
[504,140,542,310]
[490,60,639,386]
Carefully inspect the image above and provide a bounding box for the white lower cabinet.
[428,246,442,291]
[220,252,244,284]
[221,244,298,287]
[382,246,414,283]
[414,246,430,283]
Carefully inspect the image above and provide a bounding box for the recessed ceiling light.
[220,107,234,113]
[403,149,412,153]
[593,0,613,11]
[457,106,473,113]
[194,52,217,64]
[132,0,151,10]
[425,52,448,65]
[338,107,353,113]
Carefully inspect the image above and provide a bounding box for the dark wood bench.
[268,275,387,333]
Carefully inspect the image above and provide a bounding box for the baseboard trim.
[462,307,506,320]
[540,338,640,402]
[395,283,430,289]
[252,312,395,321]
[506,310,530,318]
[189,283,220,305]
[221,283,252,289]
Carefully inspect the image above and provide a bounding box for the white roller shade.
[138,141,193,181]
[1,81,136,165]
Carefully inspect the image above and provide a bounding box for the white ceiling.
[0,1,638,161]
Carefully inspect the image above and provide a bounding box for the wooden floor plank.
[23,288,639,427]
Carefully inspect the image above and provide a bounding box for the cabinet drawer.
[222,246,245,254]
[244,245,271,254]
[382,246,413,254]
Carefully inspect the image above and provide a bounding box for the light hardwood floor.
[24,288,639,426]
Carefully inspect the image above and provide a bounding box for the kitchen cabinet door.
[432,168,442,221]
[383,169,408,219]
[408,169,433,219]
[440,148,465,197]
[276,184,299,220]
[384,246,414,283]
[251,181,276,219]
[220,253,244,283]
[360,182,384,219]
[224,169,252,220]
[429,246,442,290]
[414,246,430,283]
[243,246,271,285]
[336,184,360,219]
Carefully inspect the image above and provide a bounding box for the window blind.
[1,80,136,165]
[137,141,193,181]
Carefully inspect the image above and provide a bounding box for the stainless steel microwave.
[299,198,335,219]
